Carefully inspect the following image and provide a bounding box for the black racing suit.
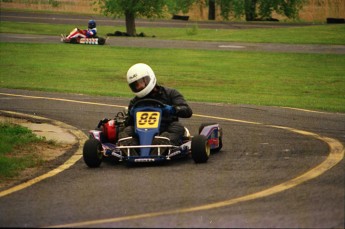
[119,85,193,145]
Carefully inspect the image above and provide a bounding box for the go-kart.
[83,99,222,167]
[60,29,106,45]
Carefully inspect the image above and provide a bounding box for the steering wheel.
[131,99,165,109]
[130,99,166,116]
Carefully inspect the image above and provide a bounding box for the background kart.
[83,99,223,167]
[60,31,106,45]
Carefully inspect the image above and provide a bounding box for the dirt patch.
[0,116,77,191]
[0,142,73,190]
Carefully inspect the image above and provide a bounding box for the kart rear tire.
[83,138,103,167]
[198,122,223,152]
[191,135,210,163]
[212,136,223,152]
[98,37,106,45]
[198,122,217,133]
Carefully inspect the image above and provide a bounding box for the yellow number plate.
[136,112,160,129]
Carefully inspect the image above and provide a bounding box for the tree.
[244,0,257,21]
[208,0,216,20]
[94,0,198,36]
[207,0,307,21]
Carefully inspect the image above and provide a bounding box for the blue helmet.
[88,20,96,29]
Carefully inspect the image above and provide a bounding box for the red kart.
[61,29,106,45]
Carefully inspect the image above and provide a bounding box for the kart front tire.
[83,138,103,167]
[191,135,210,163]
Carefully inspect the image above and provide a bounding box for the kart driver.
[65,19,97,39]
[118,63,193,152]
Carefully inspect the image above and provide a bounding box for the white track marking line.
[218,45,245,48]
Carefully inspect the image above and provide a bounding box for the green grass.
[0,20,344,112]
[0,122,44,179]
[1,43,344,112]
[1,21,345,45]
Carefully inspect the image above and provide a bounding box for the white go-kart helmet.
[126,63,157,98]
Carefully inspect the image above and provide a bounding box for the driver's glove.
[163,105,176,115]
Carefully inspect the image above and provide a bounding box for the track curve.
[0,89,344,228]
[0,11,344,227]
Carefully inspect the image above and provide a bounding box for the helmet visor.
[129,75,151,93]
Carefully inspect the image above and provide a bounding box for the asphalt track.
[0,11,344,228]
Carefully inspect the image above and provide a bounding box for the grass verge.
[0,43,344,112]
[0,122,45,180]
